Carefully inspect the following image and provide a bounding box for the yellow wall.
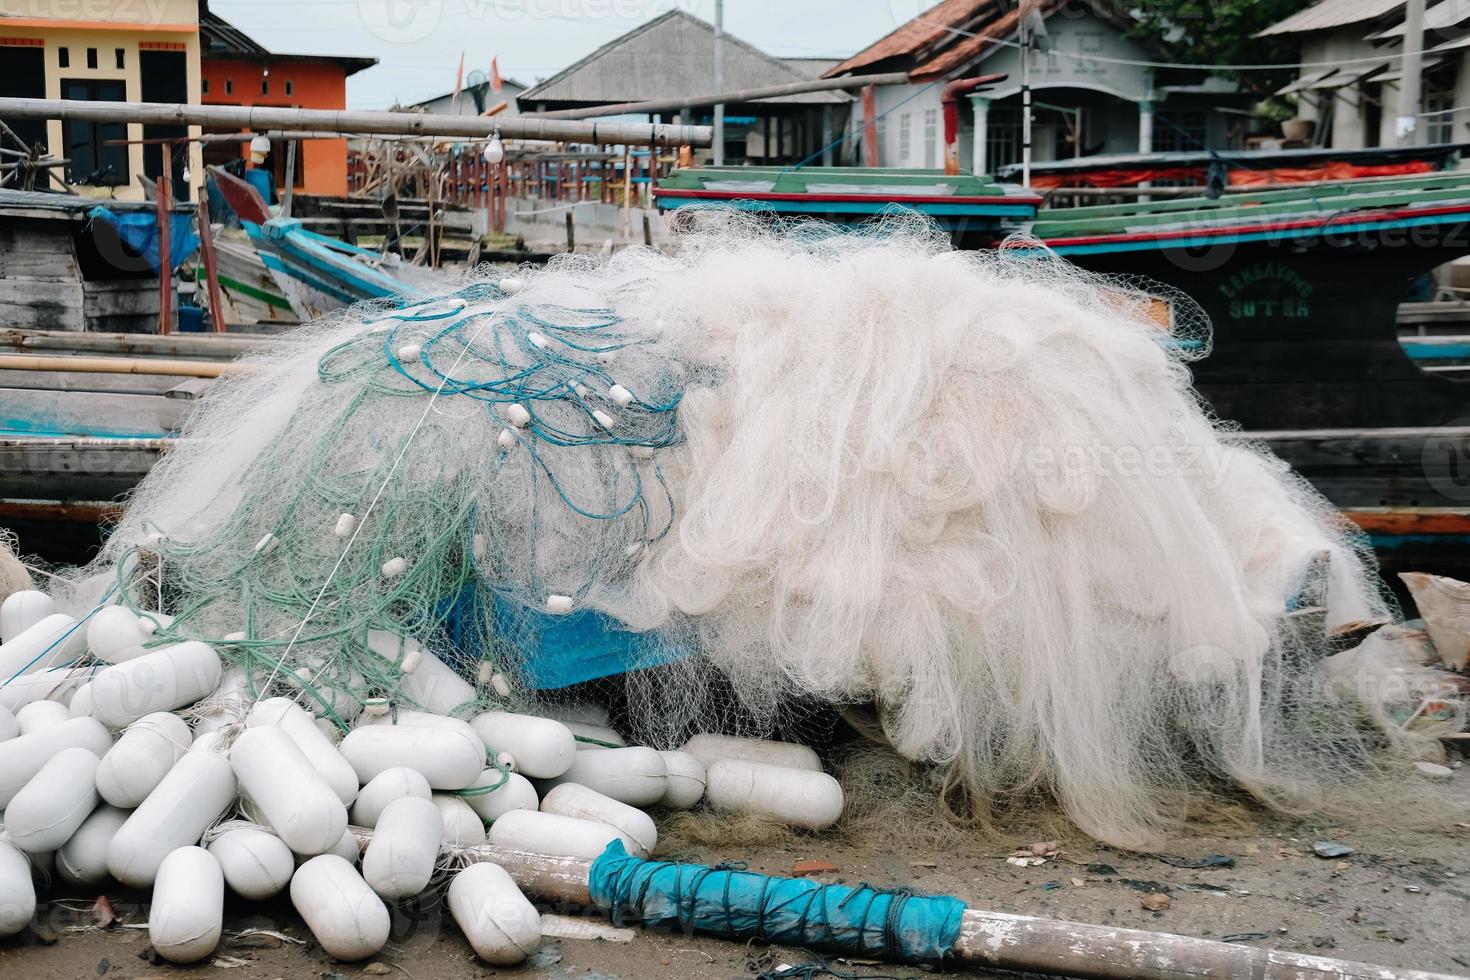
[0,6,203,201]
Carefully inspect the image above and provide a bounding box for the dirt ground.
[3,773,1469,980]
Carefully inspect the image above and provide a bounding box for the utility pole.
[1398,0,1425,146]
[713,0,725,165]
[1021,0,1032,187]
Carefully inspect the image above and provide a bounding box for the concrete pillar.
[1453,56,1470,157]
[969,94,990,175]
[1137,98,1155,154]
[821,106,834,167]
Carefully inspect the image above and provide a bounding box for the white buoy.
[608,383,633,407]
[230,726,348,856]
[149,846,223,964]
[322,827,361,865]
[487,809,631,860]
[135,611,173,636]
[432,793,487,847]
[544,594,574,614]
[541,783,655,856]
[0,591,55,643]
[192,666,253,738]
[527,331,549,349]
[96,711,191,808]
[468,711,575,779]
[362,796,443,900]
[351,767,432,828]
[381,556,408,578]
[448,862,542,965]
[107,749,238,887]
[67,680,93,717]
[704,759,844,830]
[396,343,422,361]
[460,769,538,824]
[253,533,278,555]
[291,855,390,961]
[658,751,706,809]
[549,746,666,806]
[5,746,101,852]
[0,840,35,936]
[280,655,363,723]
[498,276,524,294]
[565,721,626,749]
[364,631,475,716]
[85,605,149,664]
[246,697,359,805]
[0,665,87,713]
[591,408,615,430]
[0,613,85,684]
[339,721,484,790]
[0,705,15,742]
[14,699,68,735]
[334,513,358,538]
[497,428,517,450]
[90,640,222,729]
[208,827,295,901]
[56,804,129,886]
[0,715,112,807]
[506,403,531,427]
[681,733,823,772]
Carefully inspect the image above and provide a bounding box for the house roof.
[199,5,377,76]
[1370,0,1470,37]
[1257,0,1405,36]
[518,10,849,109]
[408,78,529,109]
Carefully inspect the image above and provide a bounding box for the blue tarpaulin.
[87,206,199,274]
[589,840,967,964]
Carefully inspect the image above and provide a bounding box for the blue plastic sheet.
[588,840,966,964]
[87,206,199,274]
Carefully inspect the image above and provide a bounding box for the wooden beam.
[155,175,172,336]
[0,354,229,377]
[195,190,228,334]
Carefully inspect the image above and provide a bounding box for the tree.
[1126,0,1324,95]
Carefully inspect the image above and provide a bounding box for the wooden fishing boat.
[656,166,1470,577]
[211,169,436,321]
[209,234,295,325]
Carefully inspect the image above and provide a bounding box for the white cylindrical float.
[322,828,361,865]
[230,727,348,857]
[0,613,85,685]
[704,759,844,830]
[14,699,68,735]
[0,665,87,713]
[0,705,15,742]
[447,862,542,965]
[487,809,631,860]
[107,749,238,887]
[682,733,822,772]
[67,680,93,717]
[548,746,666,806]
[0,840,35,936]
[192,666,253,738]
[245,697,358,805]
[96,711,191,808]
[0,591,54,643]
[339,721,484,790]
[56,804,129,886]
[90,641,222,729]
[540,783,655,856]
[432,793,487,847]
[365,631,475,716]
[468,711,575,779]
[460,770,538,824]
[565,721,626,749]
[658,751,706,809]
[4,746,101,852]
[362,796,442,900]
[291,855,390,961]
[208,827,295,901]
[350,767,431,828]
[84,605,148,664]
[149,846,223,964]
[0,715,112,807]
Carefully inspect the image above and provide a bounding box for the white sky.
[208,0,945,109]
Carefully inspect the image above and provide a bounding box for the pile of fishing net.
[47,213,1444,849]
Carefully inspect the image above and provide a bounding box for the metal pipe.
[1398,0,1426,146]
[713,0,725,166]
[0,98,713,148]
[530,71,911,121]
[941,74,1006,174]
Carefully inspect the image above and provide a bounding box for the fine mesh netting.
[52,212,1412,848]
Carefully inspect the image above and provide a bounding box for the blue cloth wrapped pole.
[587,840,966,964]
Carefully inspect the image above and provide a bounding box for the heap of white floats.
[0,594,843,967]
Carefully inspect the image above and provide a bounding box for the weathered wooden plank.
[0,279,84,332]
[0,328,263,360]
[0,221,79,281]
[0,388,173,438]
[82,280,160,318]
[0,439,162,501]
[0,370,184,396]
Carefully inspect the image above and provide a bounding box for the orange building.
[198,6,375,198]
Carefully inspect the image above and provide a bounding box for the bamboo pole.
[346,835,1462,980]
[0,354,229,378]
[530,71,911,120]
[194,191,228,334]
[155,175,173,336]
[0,98,712,148]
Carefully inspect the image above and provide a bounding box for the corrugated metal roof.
[1258,0,1404,37]
[519,11,849,108]
[1370,0,1470,37]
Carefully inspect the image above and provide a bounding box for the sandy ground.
[3,775,1469,980]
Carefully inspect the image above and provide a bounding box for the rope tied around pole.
[587,840,966,964]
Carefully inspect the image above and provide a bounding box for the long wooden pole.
[155,175,172,336]
[347,836,1462,980]
[194,191,228,334]
[530,71,911,120]
[0,98,713,148]
[0,354,227,377]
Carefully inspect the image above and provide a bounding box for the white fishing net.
[53,212,1407,848]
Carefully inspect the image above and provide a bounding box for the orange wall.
[201,59,350,197]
